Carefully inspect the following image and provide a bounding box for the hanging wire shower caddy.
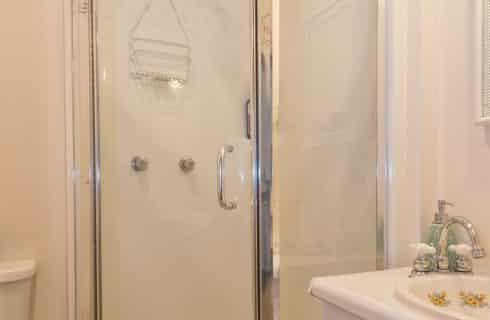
[129,0,191,86]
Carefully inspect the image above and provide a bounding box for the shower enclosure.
[71,0,384,320]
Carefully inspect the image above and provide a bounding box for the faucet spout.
[438,216,486,260]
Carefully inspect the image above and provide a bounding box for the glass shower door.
[276,1,380,320]
[95,1,256,319]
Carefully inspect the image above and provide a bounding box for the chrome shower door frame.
[73,0,275,320]
[69,0,387,319]
[255,0,275,319]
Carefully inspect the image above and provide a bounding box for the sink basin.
[396,274,490,320]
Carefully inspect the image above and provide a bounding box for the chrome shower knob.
[131,156,149,172]
[179,158,195,173]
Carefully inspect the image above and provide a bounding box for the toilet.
[0,260,36,320]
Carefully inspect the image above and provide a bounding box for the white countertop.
[309,268,438,320]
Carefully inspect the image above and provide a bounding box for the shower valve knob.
[179,158,195,173]
[131,156,149,172]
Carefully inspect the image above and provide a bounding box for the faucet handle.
[409,244,436,277]
[454,256,473,273]
[410,256,433,277]
[410,243,436,258]
[449,244,472,256]
[449,243,473,272]
[449,244,474,273]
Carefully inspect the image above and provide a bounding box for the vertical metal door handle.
[217,145,237,210]
[245,99,252,140]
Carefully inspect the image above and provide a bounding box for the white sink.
[396,274,490,320]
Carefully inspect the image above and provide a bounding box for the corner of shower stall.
[67,1,386,320]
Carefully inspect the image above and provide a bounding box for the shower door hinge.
[79,0,89,14]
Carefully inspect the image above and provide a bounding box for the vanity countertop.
[310,268,437,320]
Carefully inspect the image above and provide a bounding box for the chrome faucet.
[436,216,486,272]
[410,202,486,277]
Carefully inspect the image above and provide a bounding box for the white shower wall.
[277,1,379,319]
[97,1,255,319]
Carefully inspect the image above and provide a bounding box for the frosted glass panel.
[97,1,255,319]
[276,1,379,319]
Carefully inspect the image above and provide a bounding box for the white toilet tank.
[0,260,36,320]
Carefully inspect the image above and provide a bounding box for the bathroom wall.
[417,0,490,273]
[391,1,490,271]
[385,0,448,267]
[0,2,68,320]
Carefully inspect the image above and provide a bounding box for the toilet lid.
[0,260,36,283]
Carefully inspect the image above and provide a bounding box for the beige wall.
[386,0,445,267]
[0,2,68,320]
[391,1,490,272]
[418,1,490,273]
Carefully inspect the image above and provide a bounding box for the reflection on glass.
[276,1,379,319]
